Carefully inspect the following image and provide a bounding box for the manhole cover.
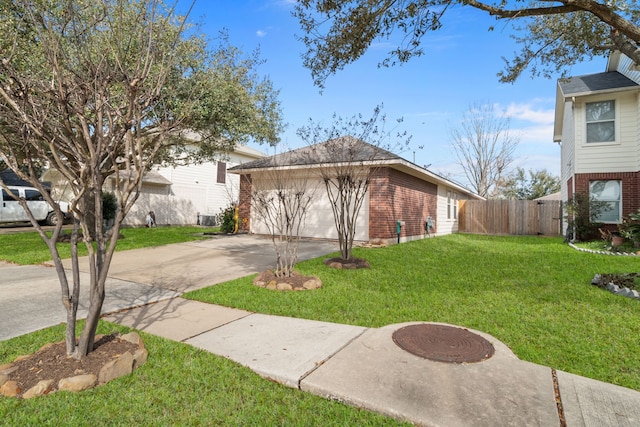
[392,324,495,363]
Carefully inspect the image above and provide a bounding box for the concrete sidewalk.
[104,298,640,427]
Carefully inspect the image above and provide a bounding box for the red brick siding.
[567,177,573,199]
[574,172,640,217]
[238,174,252,232]
[369,167,438,239]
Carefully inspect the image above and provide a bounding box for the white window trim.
[589,180,622,224]
[582,97,619,146]
[453,192,458,220]
[447,190,458,220]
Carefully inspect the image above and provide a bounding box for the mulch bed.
[323,257,370,269]
[253,270,320,290]
[4,334,138,397]
[592,273,639,290]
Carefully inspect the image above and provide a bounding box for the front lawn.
[185,234,640,391]
[0,322,404,426]
[0,226,220,265]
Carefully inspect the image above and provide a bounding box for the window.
[24,190,44,201]
[217,162,226,184]
[447,191,458,220]
[2,189,20,202]
[590,180,621,223]
[453,193,458,219]
[586,100,615,143]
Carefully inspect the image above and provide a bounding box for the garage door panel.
[250,175,369,241]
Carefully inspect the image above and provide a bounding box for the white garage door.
[250,173,369,241]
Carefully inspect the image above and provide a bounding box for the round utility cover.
[392,324,495,363]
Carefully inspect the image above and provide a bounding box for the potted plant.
[611,231,625,247]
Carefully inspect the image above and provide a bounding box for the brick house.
[554,51,640,233]
[229,137,481,243]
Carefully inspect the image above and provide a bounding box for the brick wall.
[574,171,640,217]
[369,167,438,239]
[238,174,252,232]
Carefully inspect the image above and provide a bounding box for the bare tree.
[0,1,281,359]
[297,106,411,261]
[251,153,317,277]
[449,102,519,198]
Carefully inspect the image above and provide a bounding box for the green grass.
[0,226,220,265]
[185,234,640,391]
[0,321,406,426]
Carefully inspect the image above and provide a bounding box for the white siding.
[574,92,639,173]
[123,192,196,226]
[615,55,640,84]
[436,185,458,236]
[120,149,264,226]
[560,100,576,203]
[156,162,234,218]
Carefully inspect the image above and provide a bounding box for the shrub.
[217,204,236,234]
[564,192,609,241]
[102,192,117,221]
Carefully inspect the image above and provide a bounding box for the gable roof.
[558,71,638,98]
[229,136,482,199]
[554,70,640,141]
[0,168,32,186]
[229,136,399,171]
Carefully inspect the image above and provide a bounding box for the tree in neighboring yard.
[0,0,281,359]
[294,0,640,87]
[499,167,561,200]
[448,102,519,198]
[251,154,318,277]
[297,105,411,261]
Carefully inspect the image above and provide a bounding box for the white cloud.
[505,103,554,125]
[256,29,267,37]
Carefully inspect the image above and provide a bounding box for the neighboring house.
[229,137,481,243]
[42,144,266,226]
[534,192,561,201]
[554,51,640,232]
[1,168,40,187]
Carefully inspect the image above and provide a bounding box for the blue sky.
[187,1,606,187]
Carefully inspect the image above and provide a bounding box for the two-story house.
[554,51,640,233]
[43,143,265,227]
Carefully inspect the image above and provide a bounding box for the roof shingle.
[229,136,400,171]
[559,71,638,97]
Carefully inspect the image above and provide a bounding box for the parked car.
[0,186,69,226]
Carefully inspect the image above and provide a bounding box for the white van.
[0,186,67,225]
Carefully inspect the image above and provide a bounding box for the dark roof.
[558,71,638,96]
[229,136,401,171]
[0,168,35,187]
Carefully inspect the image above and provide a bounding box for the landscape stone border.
[568,243,640,256]
[591,274,640,301]
[0,332,147,399]
[568,244,640,301]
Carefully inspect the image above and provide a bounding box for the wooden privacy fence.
[458,199,562,236]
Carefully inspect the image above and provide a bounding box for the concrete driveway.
[0,234,338,341]
[59,234,338,293]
